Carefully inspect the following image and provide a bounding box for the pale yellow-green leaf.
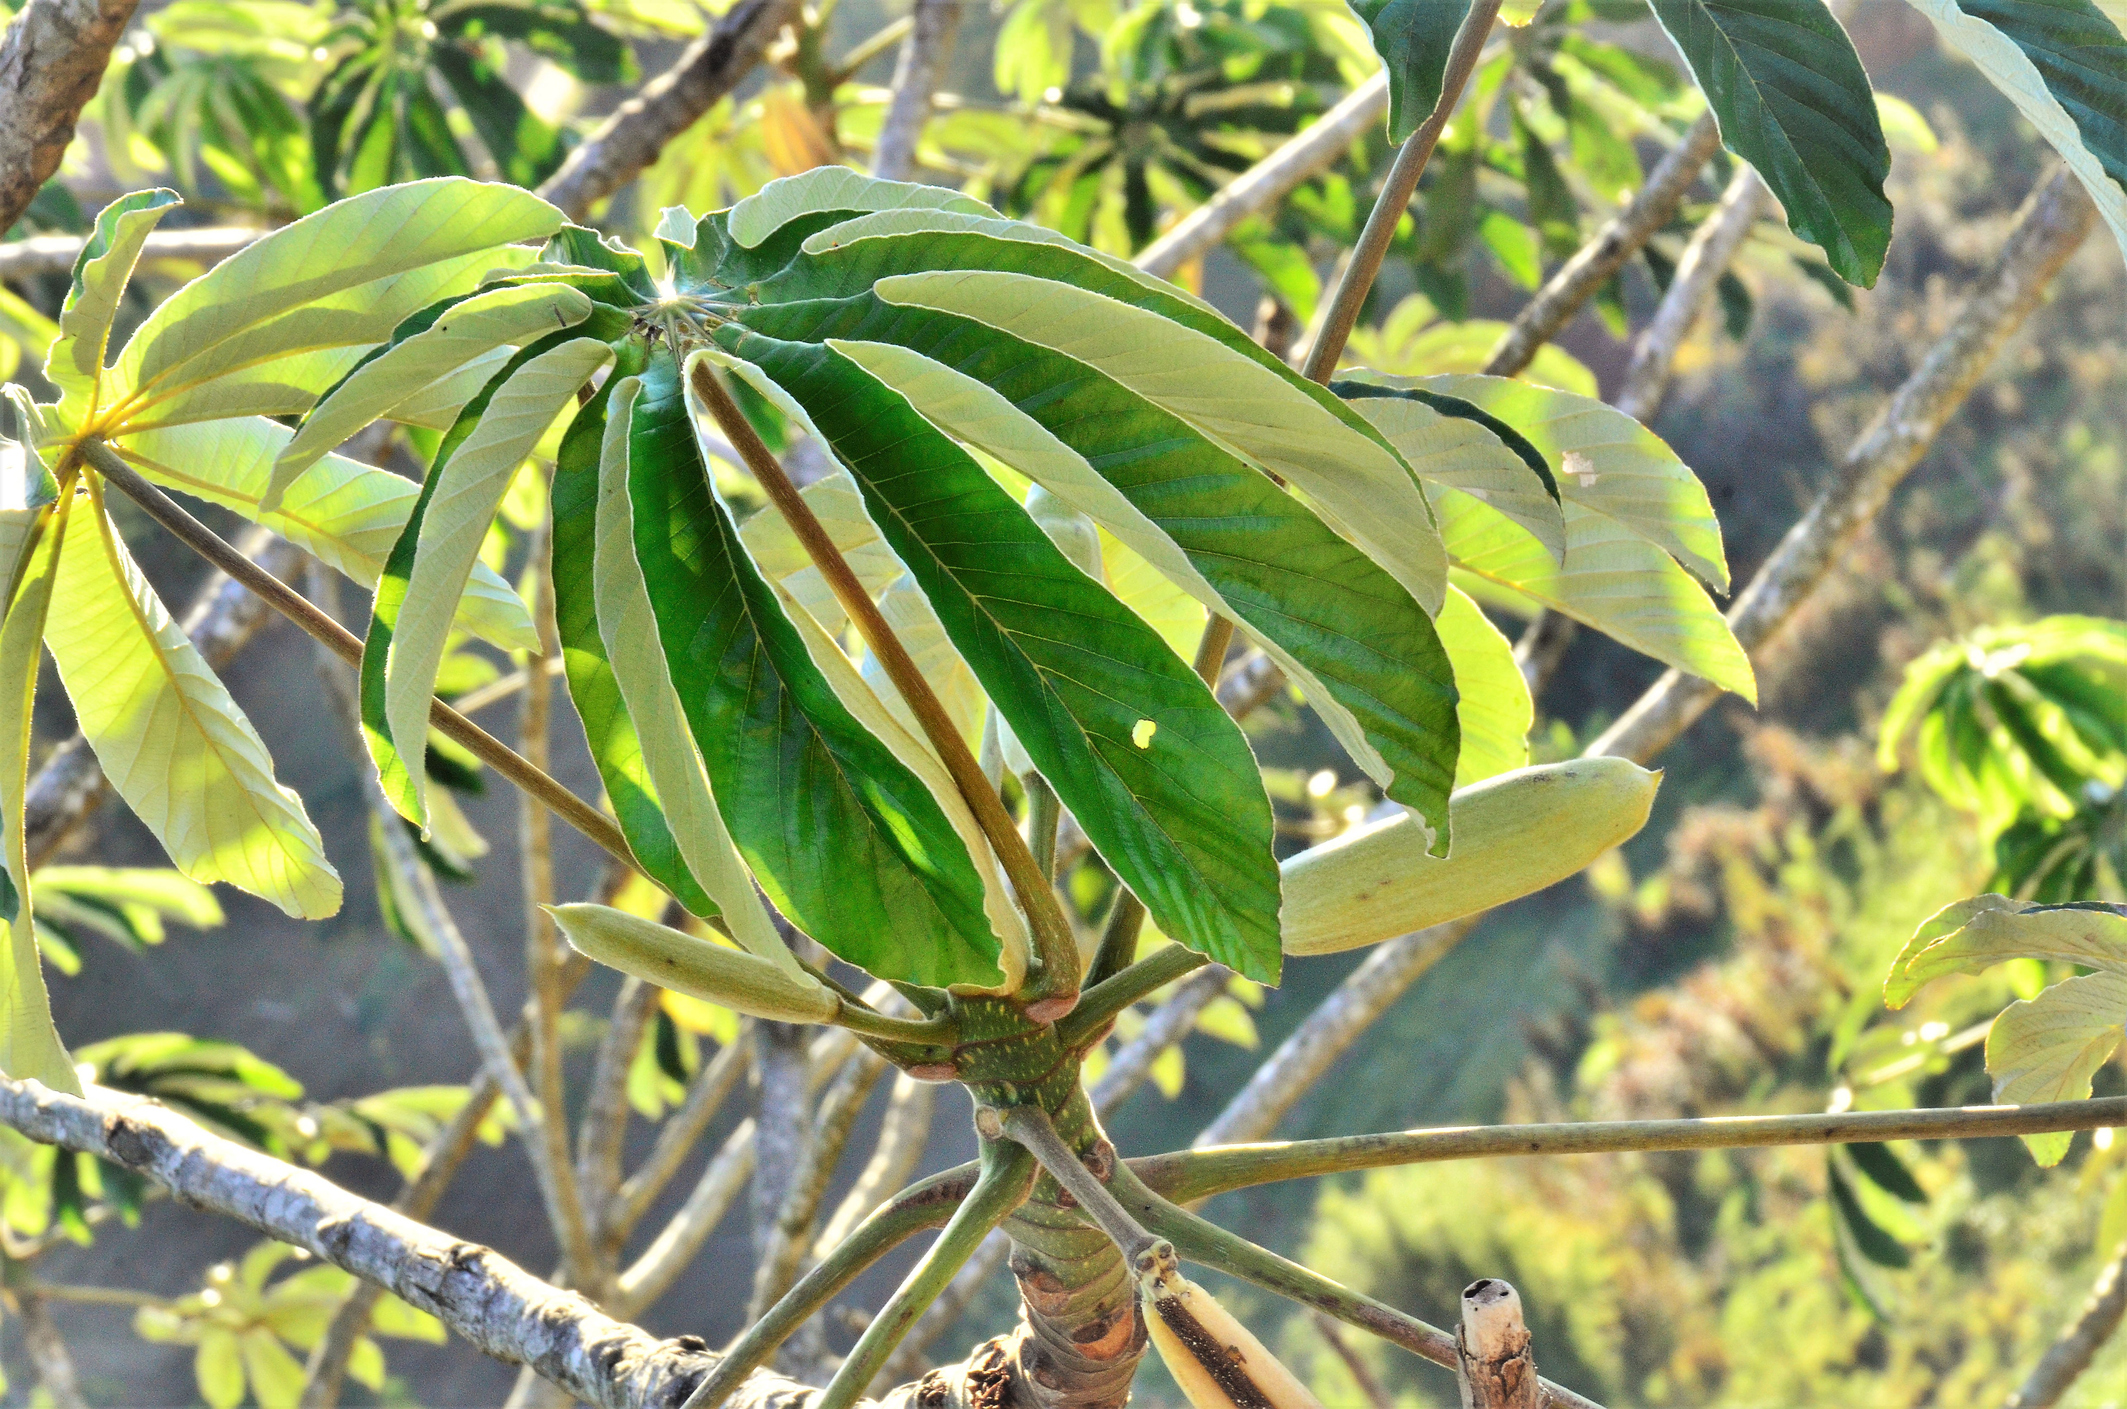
[1906,0,2127,265]
[866,573,990,746]
[345,1337,386,1391]
[111,416,537,650]
[1100,526,1204,663]
[195,1328,245,1409]
[1024,483,1102,576]
[367,1291,445,1342]
[1342,384,1566,564]
[385,337,610,824]
[44,488,340,918]
[0,287,61,386]
[727,168,993,248]
[240,1327,307,1409]
[1432,484,1754,700]
[1986,971,2127,1165]
[114,180,563,421]
[269,282,595,507]
[0,501,79,1093]
[47,191,179,415]
[1149,1042,1185,1098]
[1408,373,1728,591]
[549,903,837,1022]
[735,470,904,633]
[590,375,796,974]
[1193,993,1259,1049]
[1436,586,1531,786]
[824,335,1398,794]
[35,866,224,935]
[872,270,1450,615]
[1340,300,1600,398]
[1885,895,2127,1007]
[1875,93,1939,154]
[382,343,514,430]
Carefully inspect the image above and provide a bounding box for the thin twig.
[579,977,657,1255]
[1313,1312,1395,1409]
[815,1072,938,1255]
[2005,1238,2127,1409]
[83,443,638,868]
[687,361,1082,1016]
[0,224,266,281]
[606,1031,753,1243]
[991,1106,1158,1264]
[1087,966,1231,1113]
[1301,0,1505,383]
[749,1048,892,1319]
[1613,165,1766,424]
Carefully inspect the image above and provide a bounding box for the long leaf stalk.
[682,1165,978,1409]
[993,1105,1161,1264]
[1301,0,1506,384]
[1142,1095,2127,1205]
[81,443,639,869]
[1058,942,1209,1050]
[686,360,1084,1018]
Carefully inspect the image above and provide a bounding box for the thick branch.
[1612,165,1764,424]
[536,0,800,219]
[1588,165,2096,761]
[1145,1096,2127,1205]
[1481,115,1723,379]
[869,0,961,183]
[0,1078,735,1409]
[0,225,264,281]
[0,0,143,236]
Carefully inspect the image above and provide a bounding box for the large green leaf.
[1987,971,2127,1164]
[725,170,994,248]
[0,497,79,1093]
[588,374,799,973]
[1905,0,2127,263]
[715,331,1284,982]
[45,486,340,919]
[108,416,537,651]
[106,180,562,429]
[1347,0,1476,141]
[625,349,1007,989]
[269,282,596,507]
[1649,0,1894,286]
[1884,893,2127,1005]
[46,190,181,418]
[820,332,1461,852]
[362,335,611,825]
[549,362,719,920]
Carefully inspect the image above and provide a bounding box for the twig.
[1480,114,1723,379]
[613,1117,758,1317]
[1301,0,1505,383]
[0,1077,744,1409]
[83,443,638,868]
[1145,1095,2127,1205]
[11,1283,92,1409]
[1313,1312,1395,1409]
[816,1072,937,1255]
[749,1048,891,1319]
[0,224,266,281]
[684,1165,978,1409]
[1457,1279,1539,1409]
[1057,942,1209,1050]
[0,0,144,236]
[536,0,801,219]
[1087,966,1232,1113]
[1612,165,1766,424]
[606,1030,753,1242]
[1589,166,2096,762]
[578,977,656,1254]
[688,361,1082,1016]
[1134,75,1387,279]
[2005,1238,2127,1409]
[869,0,961,182]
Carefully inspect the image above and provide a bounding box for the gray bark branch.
[2005,1239,2127,1409]
[869,0,962,183]
[0,0,144,236]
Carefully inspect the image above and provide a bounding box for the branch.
[536,0,800,219]
[1612,165,1765,424]
[1135,74,1387,279]
[607,1029,752,1241]
[1302,0,1503,382]
[815,1071,936,1254]
[614,1115,758,1317]
[1588,165,2096,762]
[0,1077,740,1409]
[1480,114,1723,379]
[1457,1280,1539,1409]
[7,1279,93,1409]
[2005,1237,2127,1409]
[85,444,638,868]
[1087,965,1230,1112]
[0,0,143,235]
[749,1047,891,1319]
[869,0,961,183]
[0,225,265,281]
[578,976,655,1256]
[1143,1096,2127,1205]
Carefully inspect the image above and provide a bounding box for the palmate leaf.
[89,180,563,438]
[1649,0,1894,286]
[1905,0,2127,263]
[108,416,537,651]
[623,349,1012,990]
[46,190,181,418]
[1989,970,2127,1163]
[44,484,340,920]
[362,334,612,826]
[709,334,1284,982]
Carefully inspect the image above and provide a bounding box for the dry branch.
[2005,1238,2127,1409]
[869,0,962,183]
[0,225,264,280]
[0,0,144,236]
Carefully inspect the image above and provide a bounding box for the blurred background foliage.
[0,0,2121,1402]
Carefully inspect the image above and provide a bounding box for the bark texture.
[2005,1239,2127,1409]
[0,0,144,237]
